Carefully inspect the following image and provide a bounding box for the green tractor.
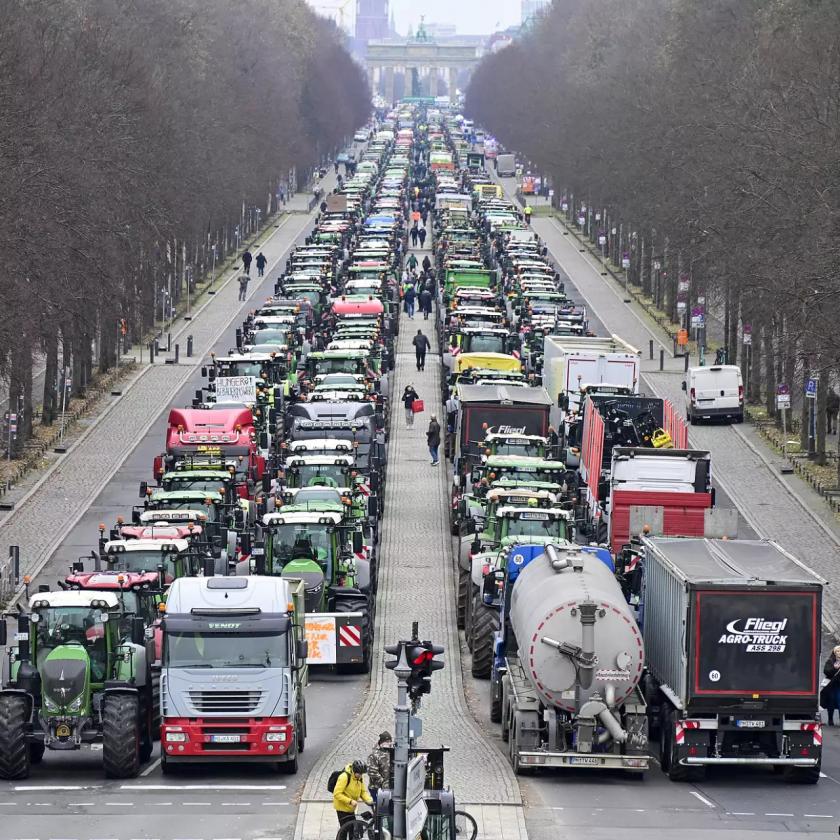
[0,589,156,779]
[254,502,374,672]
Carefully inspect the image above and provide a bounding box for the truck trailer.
[636,537,824,783]
[490,544,650,774]
[159,575,308,772]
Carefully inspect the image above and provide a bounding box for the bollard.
[9,545,20,586]
[659,349,664,371]
[187,335,194,357]
[649,339,654,360]
[149,341,156,364]
[167,332,172,352]
[174,343,180,364]
[684,352,690,372]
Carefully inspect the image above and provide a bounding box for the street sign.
[743,324,752,345]
[776,393,791,409]
[598,235,606,246]
[805,378,818,399]
[676,300,687,313]
[406,754,427,807]
[577,215,585,226]
[678,278,690,293]
[621,254,630,269]
[406,798,428,839]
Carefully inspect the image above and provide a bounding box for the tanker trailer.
[488,543,649,774]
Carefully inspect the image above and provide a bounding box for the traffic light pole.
[392,644,411,840]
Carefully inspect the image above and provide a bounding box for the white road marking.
[140,757,161,777]
[765,813,794,817]
[15,786,92,791]
[221,802,248,806]
[67,803,94,807]
[261,802,287,806]
[820,771,827,777]
[0,802,17,805]
[689,791,715,809]
[731,812,755,816]
[182,802,212,806]
[104,802,134,806]
[121,784,286,791]
[804,814,833,818]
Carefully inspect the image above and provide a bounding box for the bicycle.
[335,808,478,840]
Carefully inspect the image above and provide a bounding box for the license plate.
[570,756,601,765]
[736,719,765,728]
[210,734,241,743]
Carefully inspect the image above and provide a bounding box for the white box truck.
[496,153,516,177]
[543,334,641,426]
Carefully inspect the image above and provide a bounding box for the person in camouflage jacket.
[366,731,392,797]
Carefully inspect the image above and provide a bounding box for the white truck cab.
[683,364,743,424]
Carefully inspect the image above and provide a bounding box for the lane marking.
[766,813,794,817]
[804,814,833,818]
[731,812,755,816]
[182,802,212,806]
[104,802,133,806]
[140,757,161,777]
[121,784,286,791]
[15,786,91,791]
[67,803,94,807]
[689,791,715,809]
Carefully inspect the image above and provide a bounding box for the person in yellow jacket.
[333,759,373,827]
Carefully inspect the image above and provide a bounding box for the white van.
[683,365,743,424]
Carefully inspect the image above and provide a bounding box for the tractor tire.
[596,521,608,545]
[0,695,31,779]
[29,741,46,764]
[102,693,141,779]
[784,762,820,784]
[464,583,475,650]
[490,676,503,723]
[470,601,500,679]
[335,598,371,675]
[456,566,468,629]
[139,695,154,764]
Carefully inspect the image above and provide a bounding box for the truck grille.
[188,690,263,714]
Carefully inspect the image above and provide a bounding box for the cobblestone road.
[298,242,522,809]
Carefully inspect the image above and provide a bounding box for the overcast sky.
[306,0,522,36]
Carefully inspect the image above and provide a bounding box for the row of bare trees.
[466,0,840,465]
[0,0,369,448]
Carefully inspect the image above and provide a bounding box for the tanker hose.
[545,543,571,571]
[597,707,627,745]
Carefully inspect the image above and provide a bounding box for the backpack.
[327,768,350,793]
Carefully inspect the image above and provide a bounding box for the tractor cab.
[281,455,355,491]
[481,432,547,459]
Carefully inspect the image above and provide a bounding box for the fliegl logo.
[489,425,527,435]
[718,617,788,653]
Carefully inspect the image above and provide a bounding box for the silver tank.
[509,545,644,712]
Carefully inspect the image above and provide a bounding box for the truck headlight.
[43,696,60,713]
[67,694,84,712]
[265,732,287,742]
[166,732,187,743]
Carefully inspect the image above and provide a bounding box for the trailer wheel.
[464,583,475,649]
[456,566,468,629]
[664,710,694,782]
[102,693,141,778]
[139,695,154,764]
[501,676,511,742]
[0,695,31,779]
[490,676,502,723]
[470,602,500,679]
[784,763,820,784]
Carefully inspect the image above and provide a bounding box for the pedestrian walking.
[827,388,840,435]
[403,384,420,428]
[418,227,427,248]
[419,287,432,320]
[332,760,373,828]
[547,425,560,460]
[413,329,431,371]
[405,285,416,319]
[255,251,267,277]
[241,249,253,275]
[366,732,392,803]
[410,225,419,247]
[406,253,418,272]
[524,204,533,224]
[427,415,441,466]
[421,209,428,227]
[445,393,459,460]
[822,646,840,724]
[422,255,431,273]
[238,274,249,301]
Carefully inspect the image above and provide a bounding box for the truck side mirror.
[262,474,271,493]
[367,495,378,520]
[201,366,207,377]
[296,639,308,661]
[352,531,364,554]
[131,616,146,646]
[240,533,252,556]
[139,481,148,498]
[559,393,569,410]
[471,536,481,555]
[681,381,687,391]
[259,432,269,450]
[72,559,85,573]
[203,555,215,577]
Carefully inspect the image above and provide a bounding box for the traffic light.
[385,641,403,670]
[405,641,445,702]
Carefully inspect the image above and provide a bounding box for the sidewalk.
[0,178,335,591]
[293,237,526,840]
[524,208,840,630]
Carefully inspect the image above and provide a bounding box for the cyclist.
[333,759,374,828]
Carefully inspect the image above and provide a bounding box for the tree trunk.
[42,331,59,426]
[816,366,827,464]
[763,321,775,417]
